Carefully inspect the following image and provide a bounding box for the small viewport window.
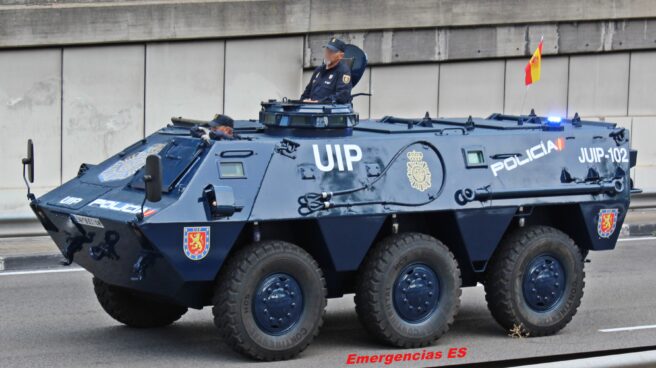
[467,151,484,165]
[219,162,245,178]
[462,146,487,168]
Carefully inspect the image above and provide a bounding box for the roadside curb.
[623,222,656,238]
[0,253,65,272]
[2,224,655,273]
[519,349,656,367]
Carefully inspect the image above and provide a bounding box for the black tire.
[354,233,461,348]
[93,277,188,328]
[213,240,327,361]
[484,226,585,337]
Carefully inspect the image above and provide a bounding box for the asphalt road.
[2,238,656,367]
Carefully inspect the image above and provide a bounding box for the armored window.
[467,151,484,165]
[462,146,487,168]
[130,138,205,192]
[219,162,245,179]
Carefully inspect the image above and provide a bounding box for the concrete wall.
[145,41,225,135]
[224,37,304,119]
[305,19,656,67]
[0,48,61,219]
[2,41,655,221]
[62,45,145,180]
[370,64,439,118]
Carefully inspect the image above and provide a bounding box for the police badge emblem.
[343,75,351,84]
[597,208,619,238]
[406,150,432,192]
[183,226,211,261]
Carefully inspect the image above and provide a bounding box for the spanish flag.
[524,39,543,86]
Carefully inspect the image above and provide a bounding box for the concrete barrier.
[2,0,656,48]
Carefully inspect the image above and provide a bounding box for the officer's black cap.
[324,37,346,52]
[209,114,234,128]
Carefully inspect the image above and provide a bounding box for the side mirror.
[22,139,34,183]
[203,185,241,217]
[144,154,162,203]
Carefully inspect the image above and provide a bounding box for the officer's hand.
[303,99,318,103]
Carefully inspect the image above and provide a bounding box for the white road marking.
[521,351,656,367]
[618,236,656,242]
[0,268,84,277]
[599,324,656,333]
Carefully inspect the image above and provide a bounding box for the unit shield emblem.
[406,150,432,192]
[597,208,619,238]
[183,226,210,261]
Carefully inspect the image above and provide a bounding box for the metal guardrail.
[629,192,656,209]
[0,215,46,238]
[0,213,35,221]
[1,192,654,238]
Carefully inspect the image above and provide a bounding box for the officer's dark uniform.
[300,38,353,104]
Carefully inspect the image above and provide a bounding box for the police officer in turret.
[301,37,353,104]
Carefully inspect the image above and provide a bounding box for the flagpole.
[520,35,543,116]
[519,85,529,115]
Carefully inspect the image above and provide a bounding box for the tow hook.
[61,233,95,266]
[131,251,158,281]
[89,231,120,261]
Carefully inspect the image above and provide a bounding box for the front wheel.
[213,240,327,361]
[355,233,461,348]
[484,226,585,336]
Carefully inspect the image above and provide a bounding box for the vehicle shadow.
[78,299,506,365]
[449,303,507,338]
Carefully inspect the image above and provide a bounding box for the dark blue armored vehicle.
[21,53,637,360]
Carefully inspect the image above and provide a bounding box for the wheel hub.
[252,273,303,335]
[393,263,440,323]
[522,255,566,312]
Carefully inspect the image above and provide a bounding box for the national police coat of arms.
[406,150,432,192]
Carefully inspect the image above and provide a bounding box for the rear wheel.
[213,240,326,361]
[484,226,585,336]
[93,277,188,328]
[355,233,461,348]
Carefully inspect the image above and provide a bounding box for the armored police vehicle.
[21,50,637,361]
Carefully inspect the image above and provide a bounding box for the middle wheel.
[355,232,461,348]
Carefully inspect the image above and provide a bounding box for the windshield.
[98,143,167,182]
[129,138,205,193]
